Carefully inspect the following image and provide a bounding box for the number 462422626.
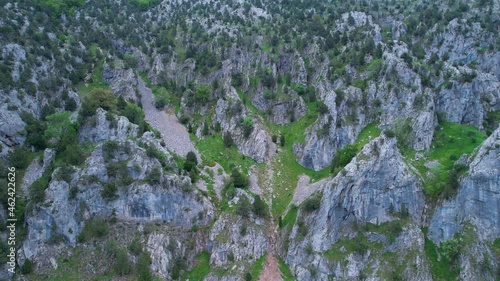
[7,167,16,218]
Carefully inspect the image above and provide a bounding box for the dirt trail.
[137,77,199,158]
[258,253,282,281]
[258,155,284,281]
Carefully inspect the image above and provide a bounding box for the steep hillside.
[0,0,499,280]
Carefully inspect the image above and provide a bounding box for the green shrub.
[101,183,118,201]
[77,217,108,243]
[145,167,161,185]
[114,248,131,276]
[63,143,85,165]
[30,177,49,204]
[171,256,187,280]
[195,84,211,102]
[354,235,369,255]
[331,144,358,172]
[303,195,321,212]
[253,195,268,218]
[442,238,462,271]
[121,103,145,125]
[228,251,235,262]
[137,251,153,281]
[237,195,252,218]
[223,132,234,147]
[102,141,120,161]
[7,148,31,169]
[79,89,117,120]
[384,130,395,138]
[280,134,286,147]
[214,122,221,132]
[69,186,78,200]
[129,238,143,256]
[240,117,254,138]
[317,101,329,114]
[231,169,249,188]
[183,151,198,172]
[297,221,308,237]
[55,164,74,183]
[105,238,117,257]
[154,87,170,109]
[21,258,33,274]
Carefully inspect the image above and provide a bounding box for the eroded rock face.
[295,86,368,171]
[21,149,55,194]
[429,126,500,244]
[78,108,139,143]
[147,229,207,280]
[102,63,139,102]
[23,127,215,269]
[214,87,270,162]
[285,136,427,279]
[250,89,308,125]
[425,127,500,280]
[208,213,267,267]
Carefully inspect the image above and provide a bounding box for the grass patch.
[77,60,109,98]
[280,204,299,229]
[195,133,257,175]
[25,248,115,281]
[493,238,500,257]
[323,233,382,263]
[248,254,266,281]
[271,121,380,217]
[183,251,210,281]
[356,122,382,149]
[403,121,486,198]
[278,257,296,281]
[363,219,406,243]
[331,122,382,176]
[423,228,460,281]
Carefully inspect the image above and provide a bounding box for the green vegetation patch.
[404,121,486,199]
[278,257,296,281]
[33,0,84,17]
[323,233,382,264]
[25,247,115,281]
[280,204,299,229]
[77,60,108,98]
[195,133,257,175]
[363,219,406,243]
[183,251,211,281]
[248,254,266,281]
[424,235,460,281]
[331,122,382,175]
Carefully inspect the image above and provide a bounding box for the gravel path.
[258,253,283,281]
[137,77,199,158]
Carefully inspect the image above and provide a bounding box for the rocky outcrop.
[148,54,196,87]
[22,133,214,268]
[428,126,500,244]
[78,108,139,143]
[285,135,427,279]
[208,213,267,267]
[250,89,308,125]
[214,87,270,162]
[437,72,500,129]
[102,63,139,102]
[21,149,55,194]
[147,229,207,280]
[295,86,368,171]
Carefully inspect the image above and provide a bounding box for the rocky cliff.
[285,135,428,280]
